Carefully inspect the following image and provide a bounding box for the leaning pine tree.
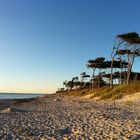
[110,32,140,88]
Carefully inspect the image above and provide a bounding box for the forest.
[57,32,140,97]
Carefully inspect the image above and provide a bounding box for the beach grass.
[59,81,140,100]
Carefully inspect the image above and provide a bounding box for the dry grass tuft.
[57,81,140,100]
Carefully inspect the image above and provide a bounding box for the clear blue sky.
[0,0,140,93]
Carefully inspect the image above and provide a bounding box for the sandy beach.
[0,95,140,140]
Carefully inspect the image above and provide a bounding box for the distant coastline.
[0,93,46,99]
[0,92,46,94]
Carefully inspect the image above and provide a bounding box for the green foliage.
[117,32,140,44]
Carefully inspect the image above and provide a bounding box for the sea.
[0,93,45,99]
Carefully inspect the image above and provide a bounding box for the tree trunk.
[110,41,123,88]
[119,59,123,85]
[92,68,95,90]
[110,57,114,89]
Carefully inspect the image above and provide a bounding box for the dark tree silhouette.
[116,32,140,84]
[87,57,107,89]
[87,56,128,88]
[63,80,68,90]
[59,31,140,93]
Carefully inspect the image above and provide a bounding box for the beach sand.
[0,95,140,139]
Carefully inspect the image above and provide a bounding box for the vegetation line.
[57,32,140,100]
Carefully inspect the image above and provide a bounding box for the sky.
[0,0,140,93]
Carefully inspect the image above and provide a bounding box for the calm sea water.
[0,93,45,99]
